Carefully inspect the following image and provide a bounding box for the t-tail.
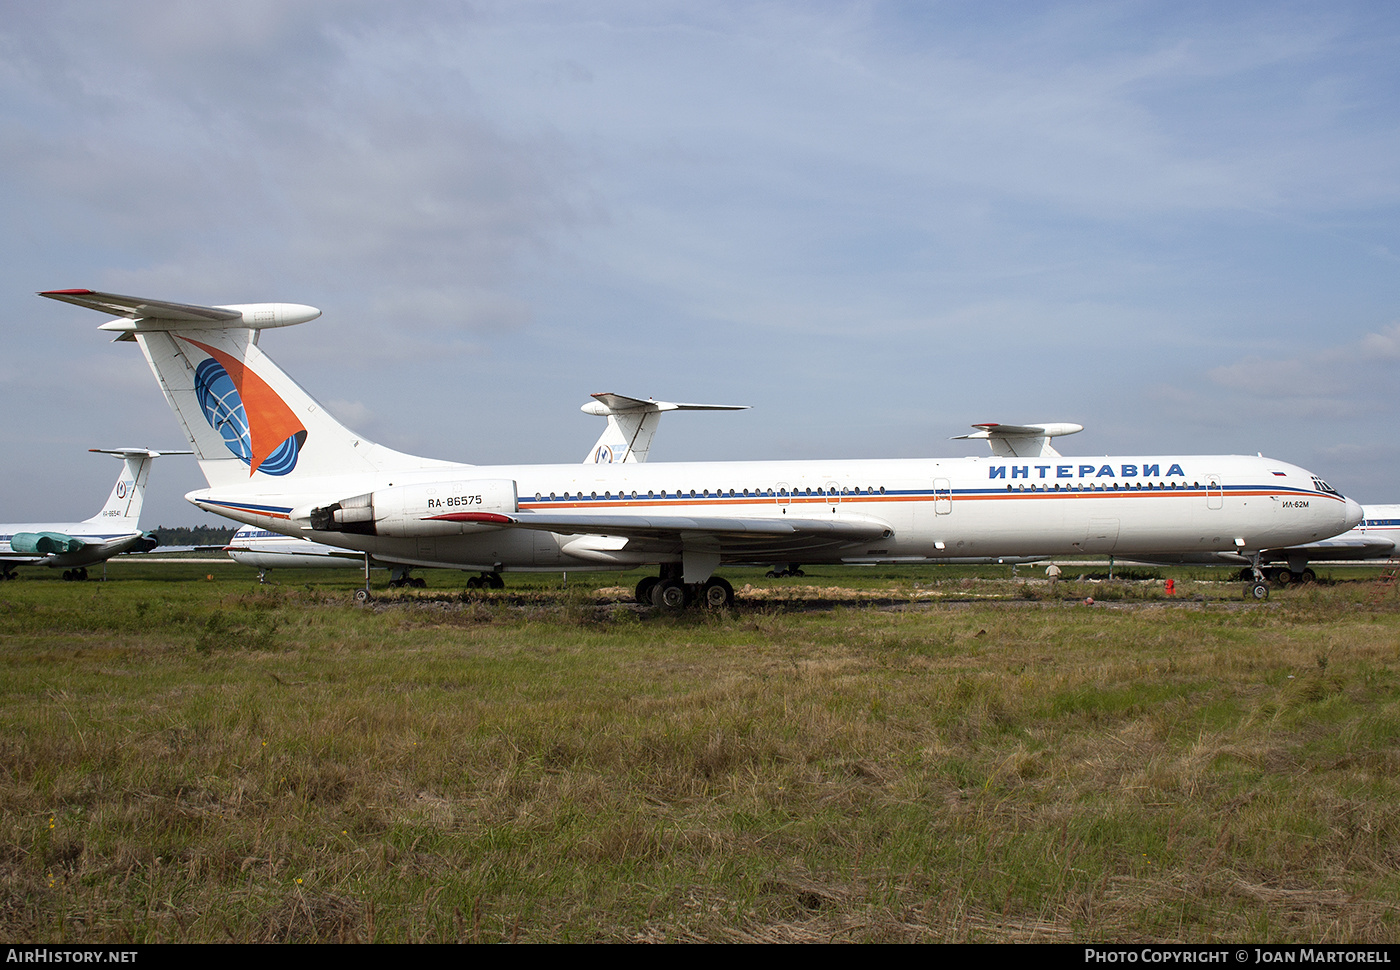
[81,447,190,526]
[41,290,455,489]
[580,392,749,464]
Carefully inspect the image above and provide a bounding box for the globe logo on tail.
[188,339,306,476]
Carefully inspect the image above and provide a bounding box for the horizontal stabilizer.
[89,447,193,459]
[581,393,749,416]
[11,532,85,555]
[39,289,320,337]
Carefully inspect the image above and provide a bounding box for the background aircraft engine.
[10,532,85,555]
[309,479,518,538]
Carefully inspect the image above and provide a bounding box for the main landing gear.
[1235,566,1316,587]
[764,564,804,578]
[62,567,89,582]
[634,565,735,610]
[388,566,427,589]
[464,572,504,590]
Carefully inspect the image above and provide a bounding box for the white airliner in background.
[226,391,747,585]
[41,288,1362,605]
[0,447,189,580]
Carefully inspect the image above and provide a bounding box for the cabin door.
[934,478,952,515]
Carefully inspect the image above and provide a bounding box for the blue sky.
[3,1,1399,525]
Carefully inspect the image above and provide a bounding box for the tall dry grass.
[1,564,1397,941]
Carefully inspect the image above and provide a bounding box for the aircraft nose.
[1344,497,1363,530]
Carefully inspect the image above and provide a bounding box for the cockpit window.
[1311,476,1341,496]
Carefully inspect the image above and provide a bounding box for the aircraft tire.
[1275,569,1292,587]
[486,574,503,590]
[635,576,659,605]
[652,579,688,610]
[1247,582,1269,601]
[354,588,372,605]
[1301,568,1316,583]
[702,577,734,609]
[465,576,482,589]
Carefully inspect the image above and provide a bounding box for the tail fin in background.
[81,448,191,526]
[40,290,456,489]
[952,422,1085,458]
[581,392,748,464]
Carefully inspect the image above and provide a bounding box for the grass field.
[2,560,1398,942]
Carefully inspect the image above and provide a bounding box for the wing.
[432,509,889,542]
[430,509,894,577]
[1262,537,1397,560]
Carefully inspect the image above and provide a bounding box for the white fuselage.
[225,527,367,569]
[191,453,1360,573]
[1345,505,1400,554]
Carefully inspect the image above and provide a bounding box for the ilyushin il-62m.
[41,289,1362,606]
[0,447,188,580]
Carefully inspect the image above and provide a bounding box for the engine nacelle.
[309,479,518,538]
[11,532,84,555]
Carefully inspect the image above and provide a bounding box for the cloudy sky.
[3,1,1399,526]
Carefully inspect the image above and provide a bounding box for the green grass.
[1,561,1399,941]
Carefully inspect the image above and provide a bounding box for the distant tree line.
[151,525,238,547]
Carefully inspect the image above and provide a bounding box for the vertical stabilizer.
[39,290,458,489]
[581,393,748,464]
[134,327,393,487]
[82,448,189,526]
[952,422,1085,458]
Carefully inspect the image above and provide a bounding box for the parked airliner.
[0,447,189,580]
[41,289,1362,605]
